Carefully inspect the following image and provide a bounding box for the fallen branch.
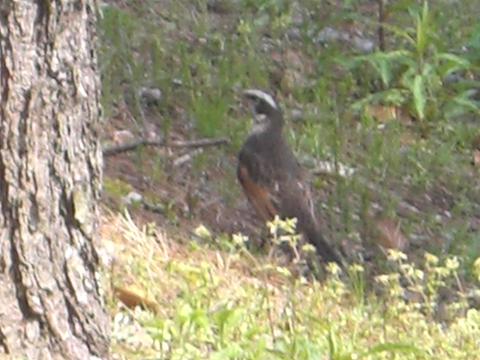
[103,137,229,157]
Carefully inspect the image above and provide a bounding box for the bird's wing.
[277,176,318,230]
[237,148,280,221]
[278,176,341,263]
[238,147,341,263]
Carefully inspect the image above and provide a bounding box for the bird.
[237,89,341,264]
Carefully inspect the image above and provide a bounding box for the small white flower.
[445,256,460,271]
[194,224,211,239]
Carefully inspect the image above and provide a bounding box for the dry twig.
[103,137,229,157]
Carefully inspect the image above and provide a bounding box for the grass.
[98,0,480,358]
[104,212,480,359]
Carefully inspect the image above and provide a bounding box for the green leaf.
[437,53,472,77]
[444,91,480,118]
[468,22,480,48]
[415,1,431,58]
[351,89,408,112]
[412,74,426,120]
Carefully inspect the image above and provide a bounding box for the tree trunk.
[0,1,109,359]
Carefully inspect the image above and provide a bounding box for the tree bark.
[0,1,109,359]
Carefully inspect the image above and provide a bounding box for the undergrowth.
[104,213,480,359]
[98,0,480,266]
[98,1,480,358]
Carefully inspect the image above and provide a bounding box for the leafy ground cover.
[103,212,480,359]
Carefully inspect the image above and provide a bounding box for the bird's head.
[242,89,283,132]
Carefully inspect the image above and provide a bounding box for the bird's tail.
[304,225,342,265]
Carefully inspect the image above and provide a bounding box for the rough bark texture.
[0,0,109,359]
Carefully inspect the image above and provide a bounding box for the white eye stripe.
[243,89,278,110]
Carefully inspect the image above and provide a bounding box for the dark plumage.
[237,90,341,264]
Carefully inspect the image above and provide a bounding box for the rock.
[316,26,375,53]
[112,130,135,144]
[172,78,183,86]
[286,27,302,41]
[351,35,375,53]
[122,191,143,205]
[139,87,162,105]
[290,108,304,122]
[316,27,348,43]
